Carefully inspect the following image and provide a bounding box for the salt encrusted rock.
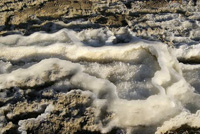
[0,1,200,134]
[0,0,199,46]
[0,58,99,134]
[17,90,99,134]
[0,89,99,134]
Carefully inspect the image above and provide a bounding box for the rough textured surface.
[0,89,99,134]
[164,125,200,134]
[0,0,200,46]
[0,0,200,134]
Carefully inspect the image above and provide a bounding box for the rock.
[17,90,99,134]
[0,0,200,134]
[0,89,99,134]
[164,125,200,134]
[0,0,199,46]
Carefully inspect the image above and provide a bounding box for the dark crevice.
[164,124,200,134]
[1,125,19,134]
[10,111,45,124]
[124,1,132,9]
[0,94,24,107]
[6,103,47,125]
[74,130,101,134]
[4,15,14,30]
[178,59,200,65]
[1,9,15,12]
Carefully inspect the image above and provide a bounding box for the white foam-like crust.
[0,60,12,74]
[156,111,200,134]
[18,113,49,134]
[0,29,200,133]
[0,58,82,90]
[176,43,200,60]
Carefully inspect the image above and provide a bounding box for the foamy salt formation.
[175,43,200,60]
[0,28,200,134]
[156,111,200,134]
[0,59,82,90]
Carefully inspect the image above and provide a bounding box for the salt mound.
[0,28,200,134]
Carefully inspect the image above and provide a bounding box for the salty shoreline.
[0,0,200,134]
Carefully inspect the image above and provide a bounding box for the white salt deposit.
[0,58,82,90]
[156,111,200,134]
[175,43,200,60]
[0,60,12,74]
[0,28,200,134]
